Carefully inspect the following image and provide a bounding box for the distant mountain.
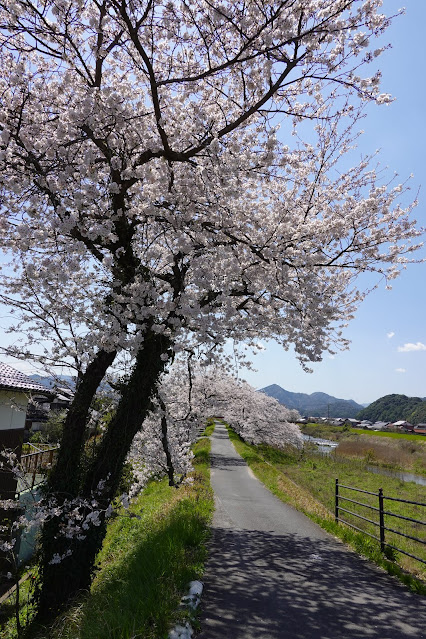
[29,374,75,389]
[356,394,426,424]
[29,374,114,396]
[260,384,365,418]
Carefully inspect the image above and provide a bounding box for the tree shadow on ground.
[210,454,247,469]
[199,527,426,639]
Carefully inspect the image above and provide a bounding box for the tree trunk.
[84,333,170,495]
[158,395,176,487]
[36,348,116,620]
[36,334,170,619]
[46,348,117,496]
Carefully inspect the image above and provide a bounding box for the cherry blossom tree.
[192,369,302,447]
[128,360,200,490]
[0,0,423,617]
[128,363,302,494]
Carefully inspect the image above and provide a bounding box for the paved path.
[199,423,426,639]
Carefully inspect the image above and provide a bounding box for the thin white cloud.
[397,342,426,352]
[395,368,406,373]
[387,331,395,339]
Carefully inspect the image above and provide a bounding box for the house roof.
[53,394,73,403]
[371,421,390,429]
[0,363,51,394]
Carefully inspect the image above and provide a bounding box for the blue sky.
[242,1,426,404]
[1,1,425,405]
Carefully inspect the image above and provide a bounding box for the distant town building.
[343,418,360,427]
[370,421,391,431]
[25,385,74,434]
[413,424,426,435]
[391,421,414,432]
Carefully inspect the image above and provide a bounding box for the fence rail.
[20,447,59,491]
[335,478,426,565]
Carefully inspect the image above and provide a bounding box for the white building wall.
[0,390,29,431]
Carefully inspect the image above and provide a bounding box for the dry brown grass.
[335,436,426,474]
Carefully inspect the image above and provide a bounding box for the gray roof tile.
[0,363,50,394]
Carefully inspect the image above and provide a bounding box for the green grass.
[300,423,349,440]
[203,421,216,437]
[1,434,214,639]
[226,426,426,594]
[351,428,426,441]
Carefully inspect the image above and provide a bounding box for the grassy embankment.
[1,424,215,639]
[301,423,426,476]
[226,426,426,593]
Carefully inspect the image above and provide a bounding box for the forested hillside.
[356,394,426,424]
[260,385,364,418]
[408,402,426,425]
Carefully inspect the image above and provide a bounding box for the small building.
[0,363,49,499]
[343,418,360,427]
[0,364,53,579]
[25,384,73,434]
[413,424,426,435]
[50,386,74,412]
[25,398,50,433]
[391,420,414,432]
[370,421,391,431]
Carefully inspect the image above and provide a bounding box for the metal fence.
[335,478,426,565]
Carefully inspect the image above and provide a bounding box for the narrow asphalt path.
[199,423,426,639]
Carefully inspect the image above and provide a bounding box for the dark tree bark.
[36,348,116,620]
[46,349,117,495]
[158,394,176,487]
[36,332,170,619]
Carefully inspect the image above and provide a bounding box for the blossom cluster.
[0,0,421,380]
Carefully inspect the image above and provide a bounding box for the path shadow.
[199,527,426,639]
[210,454,247,469]
[211,430,232,440]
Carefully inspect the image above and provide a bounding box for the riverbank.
[301,423,426,477]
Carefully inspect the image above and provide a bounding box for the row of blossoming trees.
[129,366,302,493]
[0,0,422,621]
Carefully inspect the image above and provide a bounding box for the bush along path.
[198,423,426,639]
[1,430,214,639]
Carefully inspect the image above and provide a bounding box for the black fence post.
[378,488,385,552]
[335,478,339,523]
